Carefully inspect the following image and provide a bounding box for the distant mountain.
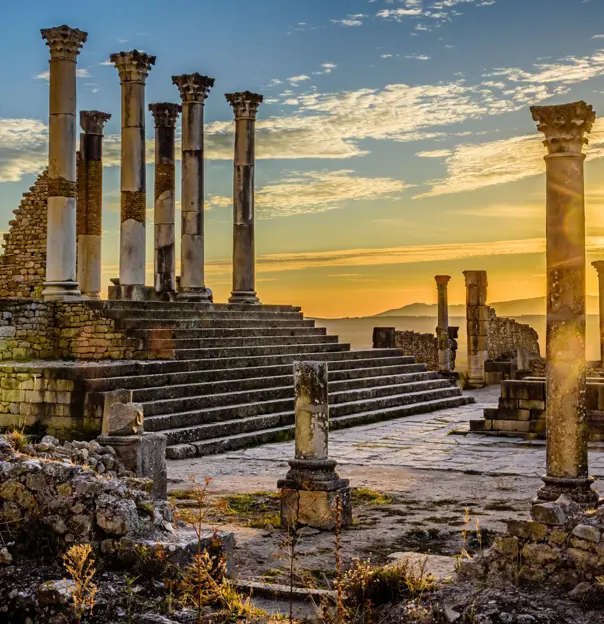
[374,295,600,318]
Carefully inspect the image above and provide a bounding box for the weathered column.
[172,73,214,302]
[592,261,604,364]
[278,361,352,530]
[531,101,598,505]
[41,25,87,300]
[463,270,489,388]
[111,51,155,298]
[149,103,181,295]
[77,111,111,300]
[435,275,451,372]
[226,92,263,305]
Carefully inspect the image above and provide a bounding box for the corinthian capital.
[110,50,156,84]
[225,91,264,119]
[80,111,111,135]
[172,73,215,103]
[41,25,87,61]
[149,102,182,128]
[530,101,596,155]
[435,275,451,287]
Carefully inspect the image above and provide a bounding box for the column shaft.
[435,275,451,372]
[41,26,87,300]
[463,270,488,388]
[592,262,604,363]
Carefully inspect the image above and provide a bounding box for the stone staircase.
[84,301,474,458]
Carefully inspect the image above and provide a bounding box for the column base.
[229,290,260,305]
[81,292,101,301]
[108,284,155,301]
[535,475,599,506]
[177,287,213,303]
[42,281,82,301]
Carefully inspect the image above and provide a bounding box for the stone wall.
[0,170,48,298]
[487,307,540,361]
[394,330,439,371]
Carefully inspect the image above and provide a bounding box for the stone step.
[84,358,422,394]
[116,318,317,330]
[141,377,450,417]
[105,309,304,321]
[169,341,351,361]
[148,386,462,445]
[166,394,474,458]
[103,301,301,313]
[128,326,328,340]
[136,334,339,350]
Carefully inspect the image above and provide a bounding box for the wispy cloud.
[313,63,337,76]
[0,118,48,182]
[404,53,431,60]
[416,149,452,158]
[287,74,311,84]
[331,16,365,27]
[34,68,91,81]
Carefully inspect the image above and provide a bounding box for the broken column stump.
[98,389,167,500]
[278,361,352,530]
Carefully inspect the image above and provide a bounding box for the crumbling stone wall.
[0,171,48,298]
[487,307,540,361]
[395,331,439,371]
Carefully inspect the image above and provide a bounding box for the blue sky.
[2,0,604,316]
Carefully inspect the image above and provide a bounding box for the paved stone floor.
[168,386,604,486]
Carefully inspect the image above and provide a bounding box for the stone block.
[104,402,144,436]
[571,524,601,543]
[506,519,548,541]
[280,487,352,531]
[531,502,566,525]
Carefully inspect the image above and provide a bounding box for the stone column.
[463,270,489,388]
[278,361,352,530]
[172,73,214,302]
[226,92,263,305]
[149,103,181,295]
[41,25,87,300]
[435,275,451,372]
[531,101,598,505]
[111,51,156,297]
[592,261,604,364]
[77,111,111,300]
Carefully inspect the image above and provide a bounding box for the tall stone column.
[172,73,214,302]
[149,103,181,295]
[111,51,156,297]
[41,25,87,300]
[77,111,111,300]
[463,270,489,388]
[435,275,451,372]
[278,361,352,530]
[531,101,598,504]
[592,261,604,364]
[226,92,263,305]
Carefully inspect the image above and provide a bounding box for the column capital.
[531,101,595,155]
[110,50,156,84]
[172,73,215,103]
[41,25,87,61]
[592,260,604,276]
[435,275,451,286]
[226,91,264,119]
[80,111,111,135]
[148,102,182,128]
[463,270,488,287]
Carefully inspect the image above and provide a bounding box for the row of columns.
[41,26,264,303]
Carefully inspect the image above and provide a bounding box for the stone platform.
[0,299,473,456]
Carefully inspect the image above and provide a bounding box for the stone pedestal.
[149,103,181,295]
[373,327,395,349]
[41,25,87,301]
[435,275,451,373]
[531,101,598,505]
[77,111,111,300]
[463,270,489,388]
[226,92,263,305]
[278,361,352,530]
[592,261,604,365]
[111,51,156,294]
[172,74,214,302]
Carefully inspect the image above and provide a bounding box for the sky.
[2,0,604,318]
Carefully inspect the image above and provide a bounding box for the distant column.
[172,73,214,302]
[532,101,598,505]
[111,50,156,296]
[77,111,111,300]
[41,25,87,300]
[435,275,451,372]
[592,261,604,364]
[463,270,488,388]
[226,91,263,305]
[149,103,181,295]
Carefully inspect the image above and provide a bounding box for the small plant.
[351,488,393,506]
[458,370,470,390]
[5,424,30,452]
[62,543,98,622]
